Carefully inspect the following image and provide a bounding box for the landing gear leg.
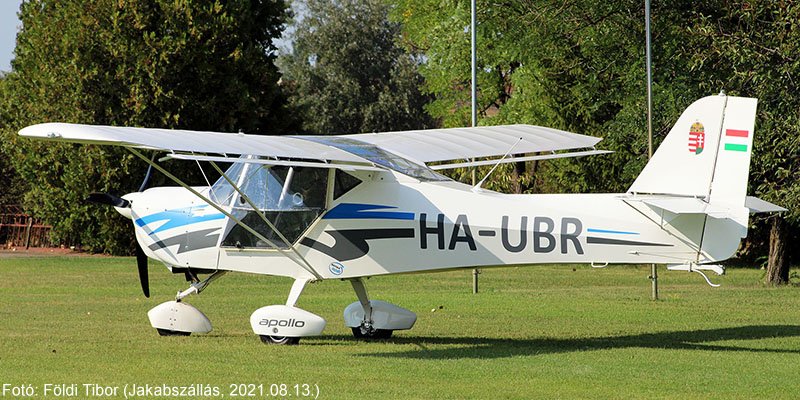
[349,279,391,339]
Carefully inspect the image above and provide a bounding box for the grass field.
[1,255,800,399]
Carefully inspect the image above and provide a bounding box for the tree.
[279,0,433,135]
[0,0,291,254]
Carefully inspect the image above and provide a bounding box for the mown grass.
[1,256,799,399]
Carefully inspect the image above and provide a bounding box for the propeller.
[86,192,150,298]
[86,157,155,298]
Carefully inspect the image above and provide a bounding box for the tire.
[259,335,300,345]
[351,327,393,339]
[156,328,191,337]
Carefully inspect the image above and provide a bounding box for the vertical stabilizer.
[628,94,757,210]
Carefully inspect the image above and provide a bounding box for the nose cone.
[115,192,141,220]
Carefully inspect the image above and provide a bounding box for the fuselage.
[126,169,742,281]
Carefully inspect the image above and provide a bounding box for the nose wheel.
[351,325,393,339]
[156,329,191,337]
[259,335,301,345]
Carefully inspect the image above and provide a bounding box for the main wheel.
[259,335,300,345]
[351,327,393,339]
[156,328,191,337]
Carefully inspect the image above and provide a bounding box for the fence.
[0,205,53,249]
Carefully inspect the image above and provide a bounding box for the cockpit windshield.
[209,161,244,205]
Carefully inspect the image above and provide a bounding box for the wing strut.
[128,148,323,280]
[473,137,522,190]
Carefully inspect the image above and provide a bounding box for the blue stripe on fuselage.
[323,203,414,220]
[135,205,225,235]
[587,228,639,235]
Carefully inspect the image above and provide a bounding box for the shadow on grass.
[337,325,800,359]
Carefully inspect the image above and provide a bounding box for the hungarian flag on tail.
[724,129,749,152]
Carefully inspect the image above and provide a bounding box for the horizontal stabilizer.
[640,197,743,220]
[745,196,786,213]
[642,197,708,214]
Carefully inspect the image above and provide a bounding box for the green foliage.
[0,74,27,205]
[394,0,697,193]
[0,0,290,254]
[665,0,800,263]
[280,0,434,134]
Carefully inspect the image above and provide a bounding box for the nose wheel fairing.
[147,301,212,336]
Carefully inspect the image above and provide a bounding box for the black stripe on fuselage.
[300,228,416,261]
[148,228,221,253]
[586,236,673,247]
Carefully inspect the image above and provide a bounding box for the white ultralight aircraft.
[20,94,784,344]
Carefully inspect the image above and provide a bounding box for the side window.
[333,169,362,200]
[287,167,328,208]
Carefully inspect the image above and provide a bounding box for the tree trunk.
[528,159,538,193]
[512,158,526,194]
[766,216,790,285]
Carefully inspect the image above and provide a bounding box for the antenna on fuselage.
[472,137,523,191]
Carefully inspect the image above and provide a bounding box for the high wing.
[19,122,606,174]
[344,124,605,166]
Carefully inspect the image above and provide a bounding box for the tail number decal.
[420,214,584,255]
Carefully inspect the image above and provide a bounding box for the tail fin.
[628,94,758,262]
[628,94,758,205]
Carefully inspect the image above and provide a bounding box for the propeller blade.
[86,192,130,208]
[135,241,150,298]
